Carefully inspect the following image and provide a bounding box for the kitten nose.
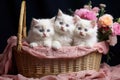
[43,33,46,37]
[80,32,83,36]
[61,27,64,31]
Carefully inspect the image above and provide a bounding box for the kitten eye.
[84,28,88,31]
[47,29,50,32]
[78,27,81,30]
[66,24,69,27]
[39,29,44,32]
[59,22,63,25]
[34,26,39,28]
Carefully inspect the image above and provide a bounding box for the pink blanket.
[16,36,109,59]
[0,63,120,80]
[1,36,120,80]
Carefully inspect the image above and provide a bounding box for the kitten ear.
[73,15,81,23]
[57,9,63,16]
[51,17,55,22]
[91,20,96,28]
[31,18,39,26]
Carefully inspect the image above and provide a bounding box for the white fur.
[52,41,62,49]
[73,15,98,47]
[52,9,75,49]
[26,18,54,48]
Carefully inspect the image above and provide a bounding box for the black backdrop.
[0,0,120,66]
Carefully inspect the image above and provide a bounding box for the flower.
[74,8,97,20]
[98,14,113,27]
[99,4,106,8]
[73,1,120,47]
[92,7,100,13]
[97,14,114,42]
[72,1,120,62]
[107,35,117,46]
[84,5,92,10]
[112,22,120,35]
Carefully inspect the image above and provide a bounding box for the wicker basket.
[12,1,102,78]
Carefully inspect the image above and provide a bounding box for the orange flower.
[98,14,113,27]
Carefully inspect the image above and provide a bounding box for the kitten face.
[74,15,97,38]
[54,9,75,34]
[31,18,54,38]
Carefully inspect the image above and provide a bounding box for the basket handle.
[17,0,26,51]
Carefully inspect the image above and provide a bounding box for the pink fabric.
[0,36,17,75]
[0,36,112,80]
[22,38,109,59]
[1,63,120,80]
[0,36,109,75]
[21,44,108,59]
[0,36,109,59]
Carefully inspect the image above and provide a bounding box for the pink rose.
[92,7,100,13]
[112,22,120,35]
[74,8,97,20]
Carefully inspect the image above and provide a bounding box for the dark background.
[0,0,120,66]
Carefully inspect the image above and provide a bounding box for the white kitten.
[73,15,98,47]
[52,9,75,49]
[26,18,54,48]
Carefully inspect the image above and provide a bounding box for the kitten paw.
[52,41,62,49]
[30,42,38,48]
[44,42,51,48]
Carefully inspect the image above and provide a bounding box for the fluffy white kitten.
[73,15,98,47]
[26,18,54,48]
[52,9,75,49]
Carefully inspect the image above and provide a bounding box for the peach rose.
[98,14,113,27]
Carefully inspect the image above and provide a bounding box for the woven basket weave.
[12,1,102,78]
